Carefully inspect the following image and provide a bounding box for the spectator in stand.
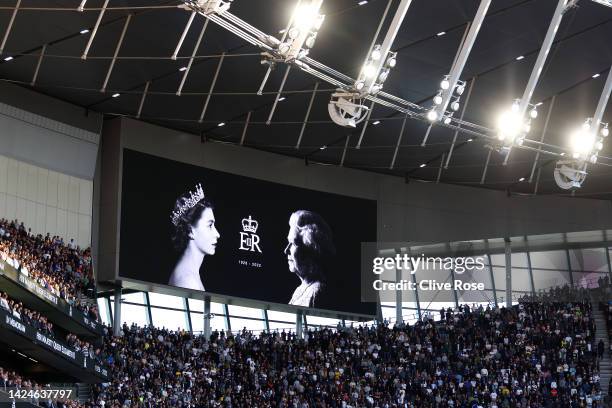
[0,218,98,319]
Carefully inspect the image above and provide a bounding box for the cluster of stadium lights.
[568,119,609,162]
[354,45,397,94]
[426,75,467,124]
[495,99,540,147]
[277,3,325,61]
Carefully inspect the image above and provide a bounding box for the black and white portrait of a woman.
[285,210,336,308]
[168,183,220,291]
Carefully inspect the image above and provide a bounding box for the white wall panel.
[0,155,7,193]
[0,154,93,247]
[46,171,58,207]
[6,158,18,195]
[57,173,69,210]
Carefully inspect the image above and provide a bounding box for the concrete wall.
[96,116,612,282]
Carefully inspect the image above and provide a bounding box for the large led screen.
[119,149,377,316]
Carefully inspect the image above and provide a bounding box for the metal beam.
[504,0,569,164]
[136,81,150,119]
[240,110,252,145]
[389,113,409,169]
[81,0,109,60]
[30,43,46,86]
[173,11,197,60]
[0,0,21,54]
[480,149,492,184]
[362,0,414,95]
[486,253,498,307]
[198,52,225,123]
[266,65,291,125]
[78,0,87,12]
[504,238,511,307]
[592,65,612,129]
[112,287,122,336]
[420,124,433,147]
[101,15,132,93]
[525,248,536,296]
[203,296,211,339]
[395,249,403,325]
[433,0,491,119]
[445,77,476,168]
[436,153,445,183]
[590,0,612,9]
[529,96,556,182]
[295,82,319,149]
[355,101,375,149]
[177,19,209,96]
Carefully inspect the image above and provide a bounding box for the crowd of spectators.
[0,290,97,359]
[0,218,98,318]
[89,300,605,407]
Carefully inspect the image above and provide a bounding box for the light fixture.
[3,56,13,62]
[385,52,397,69]
[450,101,460,112]
[433,93,443,105]
[455,84,465,96]
[179,66,188,72]
[111,93,120,98]
[443,116,452,125]
[305,34,317,49]
[467,138,473,142]
[440,78,450,90]
[355,81,365,91]
[371,45,382,61]
[519,177,525,182]
[363,63,376,79]
[358,0,368,5]
[496,109,522,142]
[516,55,525,61]
[569,125,596,158]
[378,69,389,83]
[529,109,538,119]
[279,97,286,101]
[427,110,438,122]
[288,27,300,39]
[602,125,609,137]
[320,145,327,150]
[293,3,321,30]
[437,31,446,37]
[278,43,290,54]
[419,163,426,168]
[372,120,381,125]
[592,73,600,79]
[218,122,226,127]
[80,29,90,35]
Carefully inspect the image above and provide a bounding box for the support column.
[203,296,211,340]
[113,287,122,336]
[526,250,536,296]
[565,249,575,286]
[296,310,303,339]
[487,254,498,307]
[395,249,403,325]
[504,238,512,307]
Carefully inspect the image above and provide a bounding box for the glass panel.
[120,303,149,327]
[458,289,496,306]
[306,316,341,327]
[122,292,145,304]
[573,271,608,288]
[529,250,568,270]
[269,322,295,332]
[151,307,189,331]
[532,268,572,291]
[230,317,264,333]
[210,315,227,332]
[569,248,609,273]
[490,254,504,266]
[381,305,396,324]
[227,305,264,319]
[97,298,110,325]
[190,313,227,334]
[188,299,225,314]
[267,310,297,322]
[148,292,185,309]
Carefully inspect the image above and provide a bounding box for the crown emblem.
[171,183,205,226]
[241,216,258,233]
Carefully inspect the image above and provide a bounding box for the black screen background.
[119,149,377,316]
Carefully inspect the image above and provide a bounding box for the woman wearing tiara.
[168,183,220,291]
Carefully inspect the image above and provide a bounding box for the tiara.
[171,183,205,226]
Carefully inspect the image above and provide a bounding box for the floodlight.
[440,78,450,90]
[305,34,317,49]
[355,81,365,91]
[427,110,438,122]
[371,45,382,61]
[386,53,397,68]
[288,27,300,39]
[450,101,460,111]
[293,4,320,30]
[569,126,596,157]
[529,109,538,119]
[363,63,376,79]
[278,43,290,54]
[378,69,389,83]
[443,116,452,125]
[433,93,443,105]
[496,109,521,142]
[455,84,465,96]
[602,125,609,137]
